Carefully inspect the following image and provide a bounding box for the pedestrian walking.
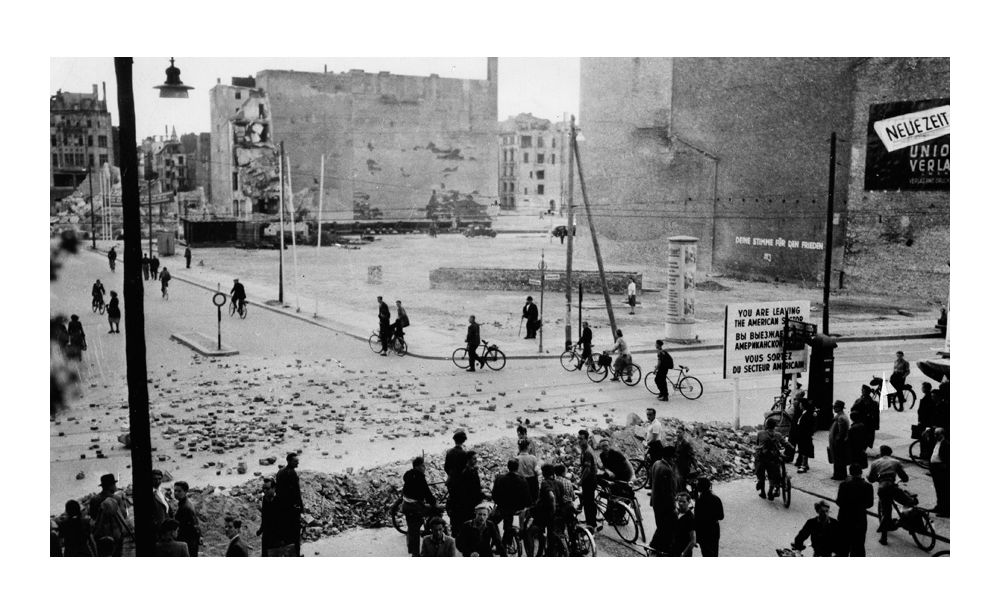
[107,246,117,272]
[257,477,286,556]
[755,418,784,499]
[184,246,192,269]
[151,469,170,531]
[577,430,602,529]
[107,291,121,333]
[393,300,410,343]
[835,463,874,556]
[465,315,484,371]
[791,501,840,556]
[522,296,540,339]
[456,503,505,557]
[694,478,724,557]
[867,445,912,545]
[58,500,96,557]
[276,453,304,556]
[671,492,697,556]
[420,517,456,557]
[89,474,128,556]
[828,400,850,480]
[159,267,171,299]
[492,459,530,548]
[654,339,673,401]
[627,277,637,315]
[141,253,150,280]
[154,519,189,557]
[224,518,250,557]
[847,411,869,469]
[401,456,439,557]
[791,398,816,473]
[451,451,485,535]
[66,314,87,361]
[150,255,160,280]
[929,428,949,518]
[648,441,678,554]
[173,481,201,557]
[377,296,391,355]
[852,385,879,449]
[515,438,541,503]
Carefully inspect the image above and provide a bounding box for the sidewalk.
[86,241,943,361]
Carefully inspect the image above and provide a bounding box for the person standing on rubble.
[276,453,304,556]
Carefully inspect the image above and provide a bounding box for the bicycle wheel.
[678,376,704,400]
[606,500,639,543]
[229,301,237,317]
[239,303,247,319]
[909,439,924,465]
[765,410,793,434]
[560,350,579,372]
[393,337,407,356]
[368,333,381,353]
[587,363,608,383]
[569,525,596,557]
[782,474,792,508]
[910,512,937,552]
[644,371,658,395]
[902,388,917,410]
[92,301,98,313]
[484,347,506,371]
[390,498,406,534]
[622,364,642,387]
[99,302,106,315]
[451,347,468,369]
[629,458,648,492]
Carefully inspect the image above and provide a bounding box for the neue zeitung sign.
[723,300,810,379]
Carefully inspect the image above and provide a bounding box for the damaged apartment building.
[209,76,280,219]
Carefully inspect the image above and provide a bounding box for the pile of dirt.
[695,280,730,292]
[55,420,759,556]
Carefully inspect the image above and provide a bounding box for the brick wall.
[429,267,641,293]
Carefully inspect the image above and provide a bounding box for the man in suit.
[184,246,192,268]
[828,400,850,480]
[576,321,593,370]
[522,296,539,339]
[154,519,189,557]
[377,296,391,356]
[648,441,678,554]
[173,481,200,557]
[465,315,483,372]
[836,463,874,556]
[225,518,250,557]
[151,469,170,532]
[276,453,304,555]
[257,477,284,556]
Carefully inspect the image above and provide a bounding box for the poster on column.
[723,300,810,380]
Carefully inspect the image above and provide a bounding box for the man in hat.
[401,456,439,557]
[836,463,874,556]
[576,321,593,370]
[456,502,505,557]
[107,246,117,271]
[522,296,539,339]
[847,411,869,470]
[464,315,484,371]
[90,474,128,556]
[376,296,391,355]
[150,254,160,280]
[184,245,192,268]
[154,519,189,557]
[230,278,246,314]
[444,431,469,534]
[276,453,304,555]
[491,459,530,548]
[695,478,724,557]
[852,385,879,449]
[225,518,250,557]
[828,400,850,480]
[151,469,170,531]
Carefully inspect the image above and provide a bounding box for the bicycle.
[908,430,934,468]
[369,330,407,356]
[881,490,937,551]
[559,344,595,372]
[452,340,506,371]
[643,366,703,400]
[758,450,793,508]
[594,480,644,543]
[229,298,247,319]
[389,480,449,535]
[587,351,641,386]
[869,376,916,411]
[763,388,795,437]
[91,295,106,315]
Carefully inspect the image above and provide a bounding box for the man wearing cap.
[828,400,850,480]
[890,350,910,409]
[597,437,634,494]
[276,453,304,556]
[836,463,874,556]
[444,431,469,531]
[451,452,485,536]
[791,501,840,556]
[377,296,391,355]
[522,296,539,339]
[151,469,170,531]
[154,519,189,557]
[457,503,505,557]
[401,457,439,557]
[230,278,246,313]
[89,474,128,557]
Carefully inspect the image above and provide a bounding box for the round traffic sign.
[212,292,227,307]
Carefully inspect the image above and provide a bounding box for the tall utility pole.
[278,141,285,304]
[822,132,836,335]
[146,178,154,257]
[114,57,154,557]
[564,116,576,351]
[86,136,96,249]
[572,115,618,341]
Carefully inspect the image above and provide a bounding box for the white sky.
[49,58,580,141]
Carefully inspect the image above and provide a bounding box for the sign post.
[212,292,227,350]
[538,253,546,354]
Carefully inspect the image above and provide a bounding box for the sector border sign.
[723,300,810,380]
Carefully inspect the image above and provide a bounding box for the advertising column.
[665,236,699,341]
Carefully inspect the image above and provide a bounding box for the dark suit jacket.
[226,536,250,557]
[466,322,481,348]
[155,539,189,557]
[523,303,538,322]
[836,477,874,523]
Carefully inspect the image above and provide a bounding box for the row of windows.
[501,135,559,149]
[51,153,108,168]
[502,149,560,165]
[51,116,106,129]
[499,181,545,196]
[51,134,108,148]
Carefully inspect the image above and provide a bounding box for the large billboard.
[864,98,950,191]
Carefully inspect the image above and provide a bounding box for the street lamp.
[154,58,194,99]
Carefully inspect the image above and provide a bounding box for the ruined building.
[50,85,115,192]
[209,76,280,219]
[577,57,949,301]
[498,113,571,213]
[254,59,498,223]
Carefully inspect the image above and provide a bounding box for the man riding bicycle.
[867,445,913,545]
[597,437,634,498]
[91,279,106,309]
[230,278,247,313]
[755,418,786,500]
[607,329,631,382]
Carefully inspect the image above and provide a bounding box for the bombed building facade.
[254,59,498,223]
[498,113,571,213]
[577,57,949,301]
